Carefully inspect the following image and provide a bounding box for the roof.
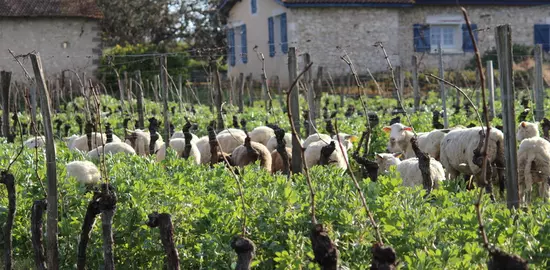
[415,0,550,4]
[0,0,103,19]
[219,0,413,11]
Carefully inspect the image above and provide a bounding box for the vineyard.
[0,11,550,270]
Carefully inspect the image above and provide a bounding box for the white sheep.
[155,138,201,164]
[266,132,304,152]
[87,142,136,159]
[171,131,199,142]
[383,123,451,160]
[125,129,164,156]
[439,127,505,185]
[24,136,46,148]
[303,133,356,151]
[196,131,246,164]
[375,153,445,189]
[66,161,101,185]
[304,140,347,170]
[248,126,275,146]
[517,137,550,203]
[517,121,539,141]
[66,133,122,152]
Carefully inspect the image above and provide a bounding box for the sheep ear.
[376,153,383,159]
[394,153,403,159]
[440,129,451,133]
[404,126,413,131]
[382,126,391,133]
[349,135,359,142]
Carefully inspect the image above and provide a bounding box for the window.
[227,24,248,66]
[413,15,478,54]
[251,0,257,14]
[268,13,288,57]
[535,24,550,52]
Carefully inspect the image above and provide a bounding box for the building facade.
[220,0,550,86]
[0,0,103,82]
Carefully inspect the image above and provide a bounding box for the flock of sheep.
[378,121,550,204]
[22,119,550,204]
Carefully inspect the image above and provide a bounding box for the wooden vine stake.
[30,52,59,269]
[285,55,338,269]
[147,213,180,270]
[461,8,527,269]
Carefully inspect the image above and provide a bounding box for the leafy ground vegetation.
[0,92,548,269]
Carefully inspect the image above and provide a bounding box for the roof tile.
[0,0,103,19]
[282,0,414,4]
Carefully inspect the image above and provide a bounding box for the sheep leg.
[524,156,535,204]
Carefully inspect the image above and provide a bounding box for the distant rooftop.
[0,0,103,19]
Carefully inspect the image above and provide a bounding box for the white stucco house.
[220,0,550,87]
[0,0,104,81]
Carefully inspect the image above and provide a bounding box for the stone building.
[0,0,103,82]
[220,0,550,86]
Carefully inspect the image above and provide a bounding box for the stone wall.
[0,17,102,82]
[291,8,401,79]
[399,5,550,71]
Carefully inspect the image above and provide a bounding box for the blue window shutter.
[268,17,275,57]
[462,24,478,52]
[281,13,288,54]
[534,24,550,52]
[241,25,248,63]
[227,28,236,67]
[413,24,430,52]
[251,0,257,14]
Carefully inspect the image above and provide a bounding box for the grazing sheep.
[66,161,101,185]
[196,131,246,164]
[271,148,292,174]
[303,133,356,151]
[375,153,445,188]
[439,127,505,187]
[517,137,550,203]
[66,132,120,152]
[125,129,164,156]
[517,121,540,141]
[231,138,272,172]
[155,137,201,164]
[383,123,453,160]
[304,140,347,170]
[248,126,275,146]
[171,131,199,142]
[24,136,46,148]
[87,142,136,159]
[266,132,302,152]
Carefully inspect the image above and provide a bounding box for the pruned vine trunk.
[147,213,180,270]
[231,236,255,270]
[31,199,47,270]
[310,224,338,270]
[77,192,101,270]
[275,128,290,176]
[371,243,397,270]
[1,172,16,270]
[99,184,117,270]
[410,137,433,194]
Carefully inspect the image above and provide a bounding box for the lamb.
[66,161,101,185]
[231,137,272,172]
[517,121,539,141]
[271,148,292,174]
[24,136,46,148]
[304,140,347,170]
[87,142,136,159]
[66,133,122,152]
[439,127,505,188]
[125,129,164,156]
[248,126,275,146]
[383,123,452,160]
[374,153,445,189]
[517,137,550,203]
